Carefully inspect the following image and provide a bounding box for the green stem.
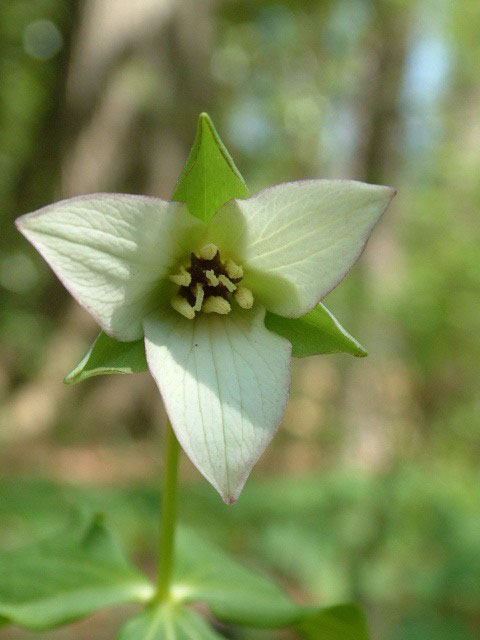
[155,419,180,603]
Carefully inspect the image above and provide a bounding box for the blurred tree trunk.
[341,0,409,463]
[3,0,216,445]
[339,0,410,608]
[353,3,406,185]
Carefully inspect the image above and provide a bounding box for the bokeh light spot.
[23,20,63,61]
[0,253,39,293]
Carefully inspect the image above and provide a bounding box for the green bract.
[0,514,152,629]
[0,509,369,639]
[16,113,395,503]
[117,604,225,640]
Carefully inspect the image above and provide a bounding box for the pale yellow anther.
[234,286,254,309]
[199,243,218,260]
[205,269,219,286]
[225,259,243,280]
[169,266,191,287]
[192,283,204,312]
[202,296,231,315]
[218,274,237,292]
[170,296,195,320]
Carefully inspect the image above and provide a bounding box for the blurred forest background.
[1,0,479,639]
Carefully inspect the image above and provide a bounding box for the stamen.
[199,243,218,260]
[169,266,191,287]
[202,296,231,315]
[205,269,219,286]
[218,274,236,292]
[225,259,243,280]
[170,247,250,319]
[170,296,195,320]
[192,283,204,312]
[234,286,254,309]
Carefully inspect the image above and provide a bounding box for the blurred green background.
[1,1,479,639]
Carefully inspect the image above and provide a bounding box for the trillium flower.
[16,114,395,503]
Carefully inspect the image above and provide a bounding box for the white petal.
[16,194,204,340]
[210,180,395,317]
[143,306,291,503]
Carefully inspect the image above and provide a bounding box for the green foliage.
[0,514,152,630]
[171,112,249,222]
[298,604,369,640]
[5,467,480,628]
[117,604,224,640]
[173,527,301,628]
[64,332,147,384]
[0,487,370,637]
[265,303,367,358]
[3,466,480,637]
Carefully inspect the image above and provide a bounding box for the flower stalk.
[155,418,181,603]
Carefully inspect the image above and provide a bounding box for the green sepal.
[171,112,249,222]
[0,514,152,630]
[265,302,367,358]
[117,603,223,640]
[65,301,366,383]
[297,604,370,640]
[64,332,147,384]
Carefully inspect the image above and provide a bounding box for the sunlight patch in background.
[402,1,451,157]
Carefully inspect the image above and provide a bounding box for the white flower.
[16,172,394,504]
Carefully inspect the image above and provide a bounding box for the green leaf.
[173,527,304,628]
[265,302,367,358]
[0,514,153,630]
[0,485,371,638]
[173,528,370,638]
[297,604,370,640]
[117,603,223,640]
[171,112,249,222]
[64,332,147,384]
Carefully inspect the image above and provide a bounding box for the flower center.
[169,244,254,319]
